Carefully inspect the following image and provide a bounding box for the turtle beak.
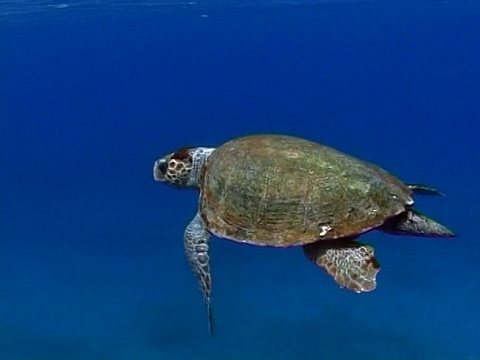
[153,158,168,182]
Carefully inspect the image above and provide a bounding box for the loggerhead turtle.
[152,134,455,334]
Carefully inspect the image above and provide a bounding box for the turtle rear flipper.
[303,239,380,293]
[381,209,456,238]
[407,183,445,196]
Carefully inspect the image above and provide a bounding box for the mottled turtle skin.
[153,133,455,335]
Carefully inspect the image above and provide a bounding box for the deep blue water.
[1,0,479,359]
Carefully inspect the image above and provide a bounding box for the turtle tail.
[380,209,456,238]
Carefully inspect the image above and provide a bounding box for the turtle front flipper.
[303,239,380,293]
[184,212,214,335]
[380,209,456,238]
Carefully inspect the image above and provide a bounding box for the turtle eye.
[157,160,168,174]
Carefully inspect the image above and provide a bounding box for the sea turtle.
[152,134,455,334]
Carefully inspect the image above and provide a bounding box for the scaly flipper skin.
[303,239,380,293]
[407,183,445,197]
[381,209,456,237]
[184,212,214,335]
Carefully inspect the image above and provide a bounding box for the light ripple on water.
[0,0,428,24]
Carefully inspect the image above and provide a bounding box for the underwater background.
[1,0,479,359]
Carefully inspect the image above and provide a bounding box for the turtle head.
[153,146,215,188]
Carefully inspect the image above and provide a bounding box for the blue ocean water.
[1,0,479,359]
